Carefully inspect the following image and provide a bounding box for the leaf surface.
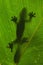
[0,0,43,65]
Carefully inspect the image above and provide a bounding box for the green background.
[0,0,43,65]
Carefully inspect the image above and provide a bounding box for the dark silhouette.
[16,7,27,41]
[7,8,36,52]
[7,7,28,52]
[14,45,21,64]
[11,16,17,23]
[7,43,13,52]
[28,12,36,21]
[21,37,28,44]
[7,7,36,65]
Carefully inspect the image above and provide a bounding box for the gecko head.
[20,7,27,19]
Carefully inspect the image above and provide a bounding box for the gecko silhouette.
[7,7,36,52]
[7,7,36,64]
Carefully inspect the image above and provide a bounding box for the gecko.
[7,7,36,52]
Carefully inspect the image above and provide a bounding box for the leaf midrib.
[22,19,42,55]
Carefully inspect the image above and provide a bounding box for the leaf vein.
[23,20,42,54]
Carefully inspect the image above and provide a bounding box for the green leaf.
[0,0,43,65]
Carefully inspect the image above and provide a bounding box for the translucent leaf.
[0,0,43,65]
